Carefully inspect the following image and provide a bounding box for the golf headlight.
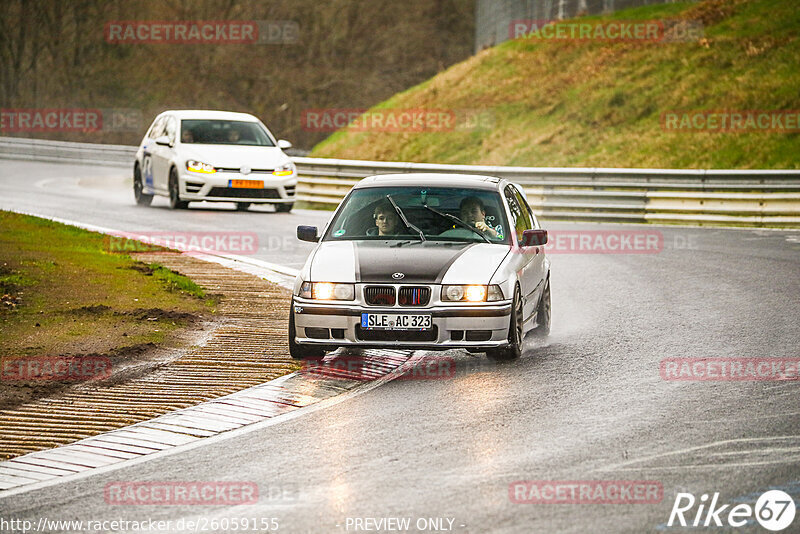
[273,162,295,177]
[442,284,504,302]
[299,282,354,301]
[186,160,216,174]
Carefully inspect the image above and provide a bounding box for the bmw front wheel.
[487,286,523,361]
[288,302,326,360]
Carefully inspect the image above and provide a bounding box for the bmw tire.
[487,286,523,361]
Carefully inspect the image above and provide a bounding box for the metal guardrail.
[0,136,136,166]
[2,136,799,227]
[292,158,800,227]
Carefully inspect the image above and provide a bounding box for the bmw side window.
[515,185,540,228]
[504,186,522,242]
[513,187,534,232]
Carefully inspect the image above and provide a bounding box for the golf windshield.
[323,187,510,244]
[180,120,276,146]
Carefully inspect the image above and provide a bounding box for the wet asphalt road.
[0,160,798,533]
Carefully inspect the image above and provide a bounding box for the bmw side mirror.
[522,229,548,247]
[155,135,172,147]
[297,225,319,242]
[278,139,293,149]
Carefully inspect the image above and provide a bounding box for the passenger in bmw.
[369,201,402,236]
[460,196,498,238]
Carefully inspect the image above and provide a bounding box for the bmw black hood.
[308,240,511,285]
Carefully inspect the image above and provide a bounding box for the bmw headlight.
[186,160,217,174]
[442,284,504,302]
[299,281,354,301]
[273,162,295,177]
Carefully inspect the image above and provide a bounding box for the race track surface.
[1,160,798,533]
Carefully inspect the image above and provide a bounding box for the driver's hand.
[475,221,497,237]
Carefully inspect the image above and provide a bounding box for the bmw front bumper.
[292,298,513,350]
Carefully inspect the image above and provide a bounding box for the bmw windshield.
[323,187,510,244]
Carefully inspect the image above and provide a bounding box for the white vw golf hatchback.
[133,110,297,212]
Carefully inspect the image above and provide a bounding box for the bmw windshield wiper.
[421,204,491,244]
[386,194,425,242]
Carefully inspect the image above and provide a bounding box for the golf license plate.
[229,179,263,188]
[361,313,432,330]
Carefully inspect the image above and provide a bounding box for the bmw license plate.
[361,313,432,330]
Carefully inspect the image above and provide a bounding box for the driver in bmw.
[370,201,402,236]
[460,196,498,238]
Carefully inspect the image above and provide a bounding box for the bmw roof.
[353,173,503,190]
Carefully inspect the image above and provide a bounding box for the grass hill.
[311,0,800,169]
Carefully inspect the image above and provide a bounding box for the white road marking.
[596,436,800,472]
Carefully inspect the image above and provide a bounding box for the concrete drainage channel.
[0,218,421,497]
[0,253,300,461]
[0,347,419,497]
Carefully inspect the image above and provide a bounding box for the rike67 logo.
[668,490,796,531]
